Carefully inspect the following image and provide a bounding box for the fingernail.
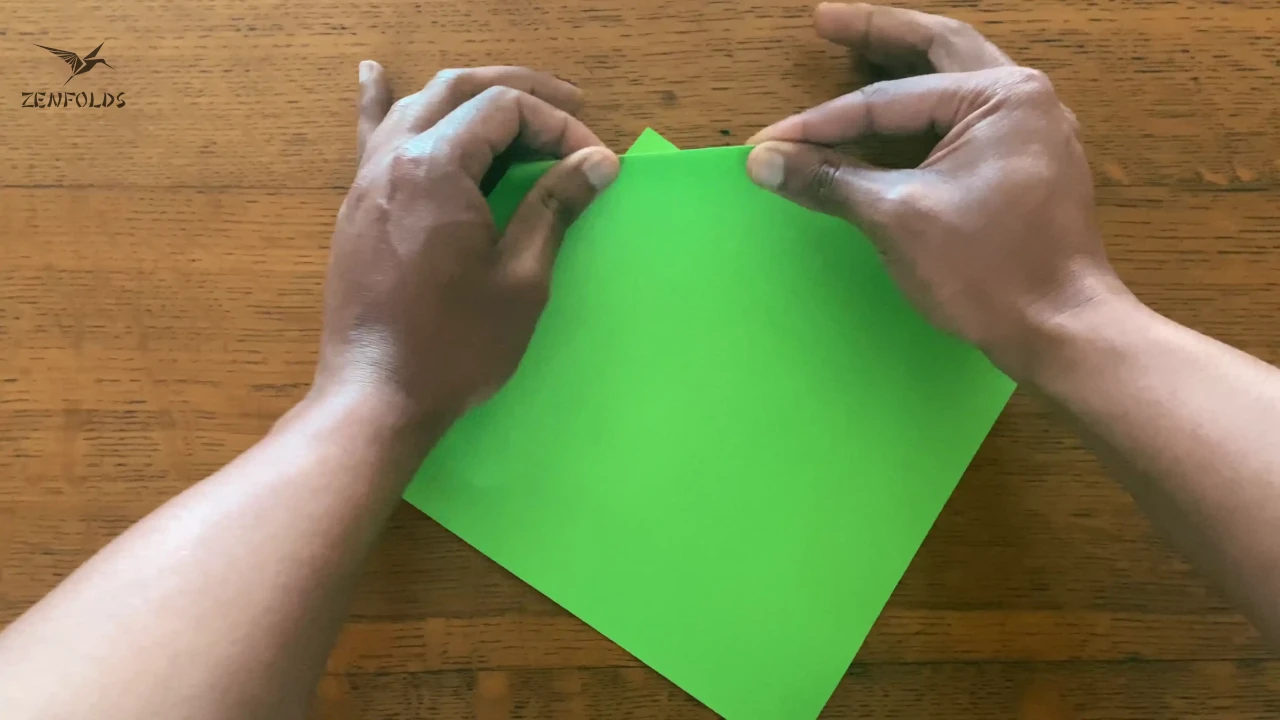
[747,145,786,191]
[359,60,373,83]
[582,150,619,190]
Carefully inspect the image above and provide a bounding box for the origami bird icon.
[36,42,114,85]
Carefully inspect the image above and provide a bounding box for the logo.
[21,40,126,108]
[36,42,113,85]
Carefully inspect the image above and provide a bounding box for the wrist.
[279,381,457,460]
[1015,278,1152,393]
[978,259,1135,384]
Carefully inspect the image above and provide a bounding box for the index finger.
[412,86,606,183]
[356,60,392,167]
[815,3,1013,74]
[749,68,1010,146]
[365,67,583,164]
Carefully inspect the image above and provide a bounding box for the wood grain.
[314,662,1280,719]
[3,0,1280,717]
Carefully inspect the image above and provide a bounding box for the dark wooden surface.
[3,1,1280,717]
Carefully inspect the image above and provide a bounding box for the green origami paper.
[625,127,679,154]
[404,131,1014,720]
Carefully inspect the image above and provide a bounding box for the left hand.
[312,63,620,429]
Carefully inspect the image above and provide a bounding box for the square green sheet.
[403,130,1013,719]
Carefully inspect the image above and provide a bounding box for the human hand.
[747,3,1128,381]
[312,63,620,426]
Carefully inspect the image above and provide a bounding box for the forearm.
[1028,290,1280,640]
[0,59,609,719]
[0,385,438,720]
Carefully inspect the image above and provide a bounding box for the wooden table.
[4,1,1280,717]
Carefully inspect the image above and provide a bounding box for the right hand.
[747,3,1128,381]
[312,64,619,429]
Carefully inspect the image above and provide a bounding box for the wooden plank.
[1,1,1278,188]
[319,610,1272,672]
[310,662,1280,719]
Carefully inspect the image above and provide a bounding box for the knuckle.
[388,94,417,117]
[501,258,553,305]
[476,84,521,105]
[805,159,845,206]
[389,133,463,180]
[932,16,988,54]
[537,187,566,220]
[852,82,889,131]
[431,68,499,109]
[389,150,422,180]
[934,16,977,40]
[1006,152,1062,188]
[429,68,472,97]
[855,80,888,104]
[515,271,552,305]
[431,68,467,83]
[878,182,934,220]
[347,171,376,198]
[1061,104,1082,134]
[539,176,593,225]
[528,188,577,246]
[389,144,436,181]
[1005,67,1056,100]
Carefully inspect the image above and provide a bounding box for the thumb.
[746,140,890,222]
[498,146,620,283]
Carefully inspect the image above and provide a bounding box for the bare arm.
[0,62,619,720]
[0,388,433,719]
[750,3,1280,642]
[1030,293,1280,641]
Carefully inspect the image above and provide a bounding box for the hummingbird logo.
[35,41,114,86]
